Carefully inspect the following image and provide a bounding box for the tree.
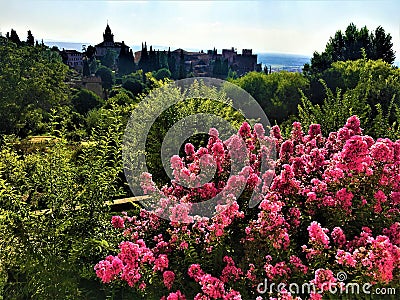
[213,57,222,76]
[96,65,114,91]
[298,58,400,140]
[372,26,396,64]
[118,42,135,76]
[167,48,177,79]
[72,88,103,115]
[100,49,118,69]
[26,30,34,46]
[212,57,229,78]
[128,79,246,185]
[188,62,194,77]
[178,49,187,79]
[148,45,158,71]
[0,40,69,135]
[122,78,144,96]
[9,29,21,46]
[159,50,169,70]
[85,45,96,59]
[307,23,396,75]
[231,71,309,124]
[138,42,150,73]
[82,57,90,77]
[0,125,127,298]
[153,68,171,81]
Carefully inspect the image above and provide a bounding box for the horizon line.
[43,40,313,57]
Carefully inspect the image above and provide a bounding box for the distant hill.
[44,41,91,51]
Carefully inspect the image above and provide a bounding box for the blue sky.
[1,0,399,58]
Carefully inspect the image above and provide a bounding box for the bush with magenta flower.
[95,116,400,299]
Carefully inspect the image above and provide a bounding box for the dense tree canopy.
[305,23,396,75]
[100,49,118,69]
[153,67,172,81]
[298,57,400,140]
[95,66,115,91]
[118,42,135,76]
[0,41,69,135]
[72,88,103,115]
[231,71,309,124]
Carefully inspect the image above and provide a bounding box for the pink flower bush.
[96,117,400,299]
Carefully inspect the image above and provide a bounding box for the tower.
[103,23,114,45]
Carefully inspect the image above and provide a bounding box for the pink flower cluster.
[310,268,337,291]
[163,270,175,290]
[96,116,400,299]
[111,215,124,228]
[307,221,330,249]
[188,263,244,300]
[94,239,155,288]
[335,227,400,284]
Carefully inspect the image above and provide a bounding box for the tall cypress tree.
[9,29,21,46]
[159,50,168,69]
[26,30,34,46]
[118,41,135,75]
[82,57,91,77]
[178,49,186,79]
[138,42,150,72]
[148,45,157,71]
[213,57,222,77]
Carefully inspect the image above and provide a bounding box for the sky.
[1,0,399,59]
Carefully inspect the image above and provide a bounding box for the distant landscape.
[43,40,400,74]
[44,41,310,72]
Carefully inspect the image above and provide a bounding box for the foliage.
[231,71,309,124]
[153,68,172,81]
[96,117,400,299]
[43,105,85,142]
[8,29,21,46]
[328,58,400,114]
[0,40,70,136]
[0,112,131,298]
[306,23,395,75]
[138,44,170,75]
[96,66,115,91]
[298,58,400,140]
[26,30,34,46]
[122,77,145,97]
[100,49,118,69]
[297,81,370,137]
[118,42,135,76]
[72,88,103,115]
[86,92,138,138]
[213,57,229,78]
[138,79,246,186]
